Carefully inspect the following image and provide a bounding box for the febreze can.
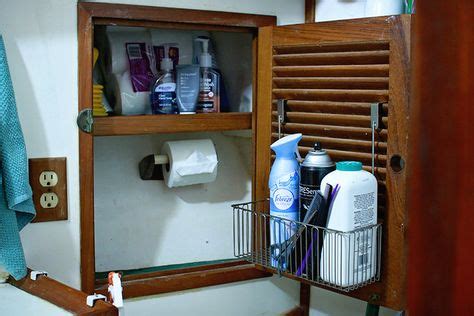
[269,134,302,267]
[299,142,335,221]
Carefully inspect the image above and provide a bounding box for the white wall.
[94,133,253,271]
[0,0,80,287]
[315,0,405,22]
[315,0,367,22]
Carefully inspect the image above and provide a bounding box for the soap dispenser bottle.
[150,44,178,114]
[195,37,220,113]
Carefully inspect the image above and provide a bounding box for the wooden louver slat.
[273,40,390,54]
[273,50,390,66]
[273,122,388,141]
[273,64,389,77]
[273,88,389,102]
[271,112,388,128]
[273,77,389,90]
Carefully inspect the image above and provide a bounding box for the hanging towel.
[0,35,36,280]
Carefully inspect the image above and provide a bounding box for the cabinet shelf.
[93,112,252,136]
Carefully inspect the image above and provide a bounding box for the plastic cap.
[200,54,212,68]
[161,58,173,71]
[336,161,363,171]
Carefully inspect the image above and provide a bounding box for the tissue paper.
[161,139,218,188]
[110,71,151,115]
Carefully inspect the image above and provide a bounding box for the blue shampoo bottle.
[269,133,302,266]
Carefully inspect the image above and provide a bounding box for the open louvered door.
[254,15,411,310]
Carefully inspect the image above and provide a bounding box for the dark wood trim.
[78,3,96,294]
[79,2,276,28]
[95,264,271,299]
[94,18,256,34]
[8,270,117,316]
[299,283,310,316]
[254,25,274,203]
[94,260,249,286]
[283,284,310,316]
[93,113,252,136]
[408,1,474,315]
[284,306,305,316]
[305,0,316,23]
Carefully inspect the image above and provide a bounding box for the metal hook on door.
[277,99,287,139]
[370,103,383,174]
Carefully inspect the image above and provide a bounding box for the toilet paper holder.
[139,154,169,180]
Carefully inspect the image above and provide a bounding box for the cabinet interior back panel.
[94,133,252,272]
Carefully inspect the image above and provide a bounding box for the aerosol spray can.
[299,143,335,221]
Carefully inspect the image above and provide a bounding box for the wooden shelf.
[93,113,252,136]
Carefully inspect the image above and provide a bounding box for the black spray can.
[299,143,335,221]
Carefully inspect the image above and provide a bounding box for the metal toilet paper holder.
[138,154,169,180]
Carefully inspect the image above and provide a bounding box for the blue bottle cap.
[336,161,363,171]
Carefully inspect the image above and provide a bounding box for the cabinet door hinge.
[77,108,93,134]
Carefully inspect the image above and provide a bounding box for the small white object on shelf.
[365,0,404,17]
[0,265,9,283]
[30,270,48,281]
[86,293,107,307]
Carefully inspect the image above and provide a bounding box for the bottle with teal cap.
[269,133,302,266]
[319,161,378,287]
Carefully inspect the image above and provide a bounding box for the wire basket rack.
[233,200,382,292]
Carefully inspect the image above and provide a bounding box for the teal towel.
[0,35,36,280]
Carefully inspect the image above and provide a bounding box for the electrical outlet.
[39,171,58,187]
[40,193,59,209]
[29,158,68,222]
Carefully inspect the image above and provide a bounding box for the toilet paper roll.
[105,28,152,75]
[110,71,151,115]
[162,139,218,188]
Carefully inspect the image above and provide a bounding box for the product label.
[353,192,376,228]
[151,83,177,114]
[197,70,219,112]
[299,183,318,220]
[273,188,294,210]
[126,43,155,92]
[352,192,376,273]
[270,171,299,214]
[154,46,179,71]
[155,82,176,92]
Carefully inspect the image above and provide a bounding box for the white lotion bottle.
[319,161,378,287]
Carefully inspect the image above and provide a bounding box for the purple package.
[126,42,155,92]
[154,46,179,71]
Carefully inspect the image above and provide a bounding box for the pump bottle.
[150,45,178,114]
[195,37,220,113]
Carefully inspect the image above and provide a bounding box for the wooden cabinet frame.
[78,2,276,297]
[8,269,117,315]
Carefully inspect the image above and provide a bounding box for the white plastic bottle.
[319,161,378,287]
